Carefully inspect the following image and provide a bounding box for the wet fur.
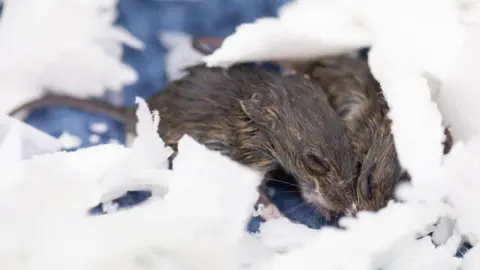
[287,55,453,213]
[288,55,388,157]
[152,64,358,215]
[9,64,358,216]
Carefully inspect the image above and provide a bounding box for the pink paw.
[261,204,284,220]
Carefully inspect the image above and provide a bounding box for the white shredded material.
[0,0,144,113]
[160,31,205,81]
[0,95,476,270]
[1,0,480,269]
[90,122,109,134]
[108,138,121,145]
[432,217,456,246]
[89,134,101,144]
[58,130,82,149]
[101,201,119,214]
[0,115,62,158]
[258,218,317,253]
[253,204,264,217]
[203,0,473,143]
[204,0,373,68]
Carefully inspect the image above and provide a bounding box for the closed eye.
[354,161,362,177]
[361,172,373,200]
[303,152,329,174]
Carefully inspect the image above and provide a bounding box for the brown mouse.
[9,64,359,218]
[282,55,453,213]
[284,55,387,156]
[354,120,453,212]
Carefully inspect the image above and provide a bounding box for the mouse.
[9,63,359,219]
[284,55,387,156]
[282,55,453,213]
[354,120,453,212]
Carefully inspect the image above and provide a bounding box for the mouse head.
[353,124,404,213]
[239,76,358,216]
[354,124,454,213]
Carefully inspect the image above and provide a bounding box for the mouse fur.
[9,64,359,218]
[285,55,453,213]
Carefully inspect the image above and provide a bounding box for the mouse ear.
[239,93,275,129]
[360,172,373,200]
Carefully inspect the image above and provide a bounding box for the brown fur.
[9,64,359,217]
[284,55,453,213]
[286,55,388,157]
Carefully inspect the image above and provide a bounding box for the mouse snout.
[354,166,400,213]
[298,171,357,216]
[298,180,335,214]
[355,195,391,213]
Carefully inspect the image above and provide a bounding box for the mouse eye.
[303,152,329,174]
[354,161,362,177]
[361,172,373,200]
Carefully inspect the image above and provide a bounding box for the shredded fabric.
[0,0,480,269]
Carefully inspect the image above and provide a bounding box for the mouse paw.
[254,190,284,220]
[262,204,284,220]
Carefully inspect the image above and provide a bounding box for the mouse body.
[286,55,387,157]
[285,55,453,213]
[9,64,359,218]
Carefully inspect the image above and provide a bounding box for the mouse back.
[145,64,286,172]
[289,55,388,158]
[238,71,359,214]
[154,63,360,215]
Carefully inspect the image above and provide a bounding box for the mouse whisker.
[313,205,326,218]
[306,208,318,226]
[263,177,300,188]
[282,201,308,216]
[268,190,301,195]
